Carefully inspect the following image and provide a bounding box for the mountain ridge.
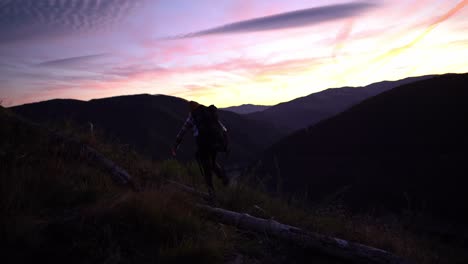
[222,104,271,114]
[247,75,435,134]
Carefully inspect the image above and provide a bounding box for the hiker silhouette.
[172,101,229,198]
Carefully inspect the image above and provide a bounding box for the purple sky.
[1,0,467,107]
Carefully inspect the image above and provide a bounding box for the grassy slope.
[1,106,466,264]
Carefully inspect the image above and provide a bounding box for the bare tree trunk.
[197,204,411,264]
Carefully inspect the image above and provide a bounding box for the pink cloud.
[226,0,285,22]
[162,55,328,79]
[332,19,355,60]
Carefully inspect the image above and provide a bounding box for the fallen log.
[12,113,133,186]
[197,204,411,264]
[80,145,132,185]
[45,130,133,186]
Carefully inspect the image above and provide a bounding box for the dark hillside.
[12,94,281,165]
[255,73,468,223]
[248,75,433,134]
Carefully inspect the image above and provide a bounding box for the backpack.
[192,105,228,152]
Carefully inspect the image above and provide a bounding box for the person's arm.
[218,120,229,153]
[172,114,193,156]
[218,120,227,132]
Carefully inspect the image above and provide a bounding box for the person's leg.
[199,149,215,195]
[212,151,229,186]
[196,137,216,195]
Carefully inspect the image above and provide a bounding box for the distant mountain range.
[11,75,437,166]
[254,73,468,222]
[247,75,434,134]
[222,104,271,114]
[12,94,282,165]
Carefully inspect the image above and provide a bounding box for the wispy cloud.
[0,0,145,43]
[107,64,167,78]
[176,2,376,38]
[373,0,468,63]
[36,54,109,68]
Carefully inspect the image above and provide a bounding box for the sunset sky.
[0,0,467,107]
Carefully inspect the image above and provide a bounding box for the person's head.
[188,101,200,112]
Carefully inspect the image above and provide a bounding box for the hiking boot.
[205,188,217,205]
[208,187,216,199]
